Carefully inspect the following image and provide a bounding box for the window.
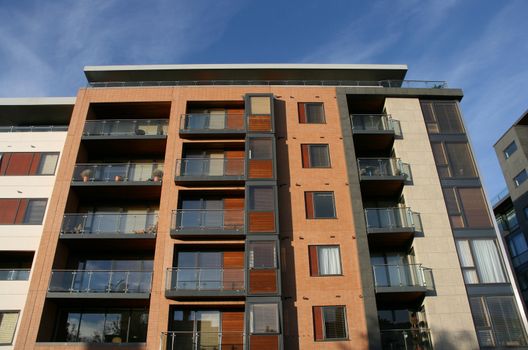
[250,96,271,115]
[420,101,465,134]
[305,192,336,219]
[0,199,48,225]
[0,152,59,176]
[301,144,330,168]
[504,141,518,159]
[313,306,347,340]
[508,232,528,257]
[442,187,492,229]
[514,170,528,187]
[0,311,19,345]
[250,304,279,334]
[249,138,273,159]
[309,246,342,276]
[431,142,477,178]
[249,242,277,269]
[248,186,275,211]
[470,296,527,347]
[456,239,507,284]
[298,103,325,123]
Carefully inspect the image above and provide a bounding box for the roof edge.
[0,97,76,106]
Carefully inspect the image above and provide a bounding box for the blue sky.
[1,0,527,199]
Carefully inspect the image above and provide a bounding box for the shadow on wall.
[432,329,479,350]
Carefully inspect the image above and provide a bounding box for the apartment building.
[1,64,525,350]
[0,98,73,350]
[493,109,528,310]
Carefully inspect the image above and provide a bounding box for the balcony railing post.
[125,271,130,293]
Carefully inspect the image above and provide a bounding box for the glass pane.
[65,312,81,342]
[38,153,59,175]
[128,311,148,343]
[249,242,276,268]
[472,240,507,283]
[514,170,528,187]
[504,141,518,159]
[313,192,335,218]
[446,143,477,178]
[458,188,492,228]
[317,246,341,275]
[249,187,274,210]
[455,240,475,267]
[309,145,330,167]
[103,312,124,343]
[23,199,47,224]
[323,307,347,339]
[487,297,527,346]
[251,304,279,333]
[434,102,464,133]
[78,312,105,342]
[249,139,273,159]
[305,103,325,123]
[250,97,271,115]
[0,312,19,344]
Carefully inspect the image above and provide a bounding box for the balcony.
[47,270,152,299]
[165,268,245,298]
[373,264,434,307]
[171,209,245,238]
[358,158,411,196]
[180,112,245,137]
[0,269,30,281]
[83,119,168,138]
[72,163,163,184]
[60,212,157,240]
[380,329,433,350]
[0,125,68,132]
[351,114,401,155]
[175,158,245,185]
[162,331,245,350]
[365,208,421,250]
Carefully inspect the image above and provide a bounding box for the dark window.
[301,144,330,168]
[299,103,325,123]
[313,306,347,340]
[250,304,279,334]
[514,170,528,187]
[508,232,528,258]
[504,141,518,159]
[0,152,59,176]
[249,138,273,159]
[23,199,47,224]
[249,241,277,269]
[421,101,464,134]
[309,245,342,276]
[432,142,477,178]
[0,311,19,345]
[0,198,47,225]
[249,186,275,211]
[442,187,492,229]
[305,192,336,218]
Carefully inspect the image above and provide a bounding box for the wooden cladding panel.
[308,246,319,276]
[222,311,244,350]
[28,153,42,175]
[224,198,244,228]
[298,103,307,123]
[223,251,244,268]
[14,199,28,224]
[225,151,245,176]
[305,192,315,219]
[248,116,272,132]
[0,199,20,224]
[248,160,273,179]
[250,335,279,350]
[0,153,11,174]
[5,153,34,175]
[226,109,245,130]
[313,306,324,340]
[249,269,277,293]
[301,144,310,168]
[223,252,244,290]
[248,212,275,232]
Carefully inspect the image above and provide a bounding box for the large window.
[301,144,330,168]
[313,306,347,340]
[442,187,492,229]
[0,152,59,176]
[250,304,279,334]
[248,186,275,211]
[309,245,342,276]
[298,103,325,124]
[504,141,518,159]
[249,241,277,269]
[420,101,465,134]
[305,192,336,219]
[470,296,527,347]
[250,96,271,115]
[507,232,528,259]
[431,142,477,178]
[0,198,47,225]
[249,138,273,159]
[456,239,507,284]
[0,311,19,345]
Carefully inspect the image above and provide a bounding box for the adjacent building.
[1,64,526,350]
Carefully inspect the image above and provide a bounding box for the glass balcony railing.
[0,125,68,132]
[166,268,245,292]
[380,329,433,350]
[161,331,245,350]
[61,213,158,235]
[180,113,245,133]
[48,270,152,294]
[0,269,30,281]
[175,158,245,178]
[351,114,402,135]
[372,264,433,289]
[72,163,164,182]
[365,208,421,231]
[83,119,168,137]
[171,209,244,232]
[358,158,411,179]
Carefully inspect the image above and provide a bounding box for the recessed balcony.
[373,264,434,307]
[72,163,164,185]
[179,112,246,138]
[47,270,152,299]
[83,119,168,138]
[380,329,433,350]
[365,208,421,250]
[165,267,245,299]
[171,209,245,238]
[358,158,411,196]
[175,158,245,185]
[60,213,157,238]
[351,114,401,155]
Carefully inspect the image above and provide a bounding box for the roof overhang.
[0,97,75,126]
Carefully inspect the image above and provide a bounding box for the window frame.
[309,245,343,277]
[301,144,331,168]
[298,102,326,124]
[249,303,280,335]
[305,191,337,219]
[313,305,349,341]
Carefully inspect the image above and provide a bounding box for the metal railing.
[358,158,411,180]
[161,331,245,350]
[48,270,152,293]
[180,113,245,132]
[380,329,433,350]
[176,158,245,177]
[61,213,158,235]
[171,209,244,232]
[166,268,245,292]
[372,264,433,289]
[351,114,402,135]
[73,163,164,182]
[365,207,421,231]
[0,269,30,281]
[0,125,68,132]
[83,119,168,136]
[89,79,447,89]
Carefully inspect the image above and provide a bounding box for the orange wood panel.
[222,311,244,350]
[0,153,11,175]
[249,269,277,293]
[249,335,279,350]
[225,151,245,176]
[5,153,33,175]
[308,246,319,276]
[0,199,20,224]
[226,110,245,130]
[248,115,272,132]
[29,153,42,175]
[248,212,275,232]
[224,198,245,228]
[313,306,324,340]
[248,159,273,179]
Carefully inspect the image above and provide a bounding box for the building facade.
[0,64,525,350]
